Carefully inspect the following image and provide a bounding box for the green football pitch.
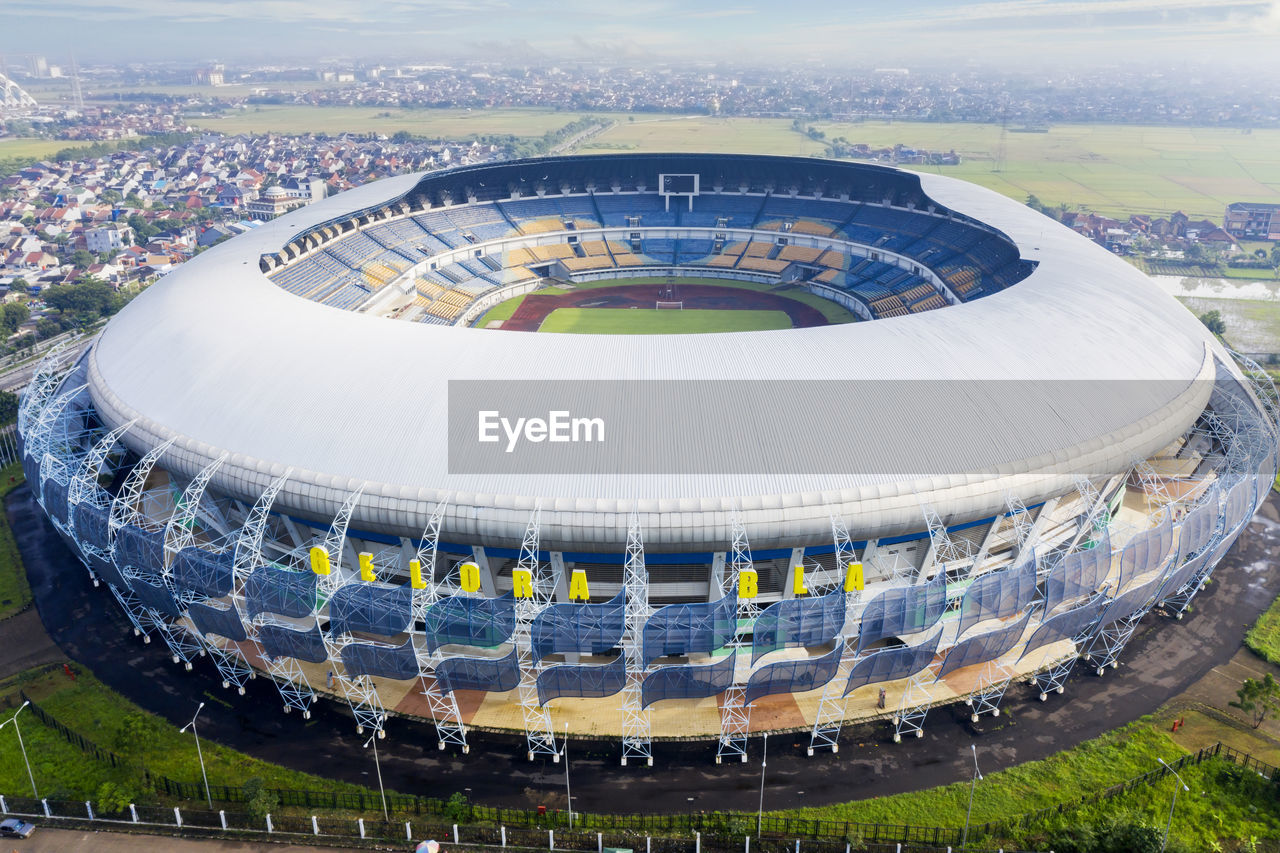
[537,307,793,334]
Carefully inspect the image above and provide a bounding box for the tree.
[242,776,278,821]
[94,781,134,816]
[0,302,30,336]
[35,317,61,339]
[1230,673,1280,728]
[0,390,18,426]
[1199,309,1227,336]
[69,248,95,270]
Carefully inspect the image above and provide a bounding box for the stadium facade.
[19,154,1278,765]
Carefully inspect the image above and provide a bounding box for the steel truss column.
[716,510,755,764]
[231,474,314,718]
[164,455,255,692]
[965,660,1016,721]
[1227,348,1280,433]
[68,420,135,587]
[411,500,470,753]
[33,384,93,545]
[922,503,973,584]
[108,438,187,654]
[513,504,561,761]
[620,513,652,766]
[808,512,861,755]
[16,342,71,439]
[314,488,390,737]
[892,667,937,742]
[1030,602,1105,700]
[1064,476,1112,554]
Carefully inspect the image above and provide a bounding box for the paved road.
[11,484,1280,815]
[0,333,97,393]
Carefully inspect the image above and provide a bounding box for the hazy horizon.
[3,0,1279,71]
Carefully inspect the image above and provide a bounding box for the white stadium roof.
[86,158,1221,551]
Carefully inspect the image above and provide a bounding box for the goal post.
[655,301,683,310]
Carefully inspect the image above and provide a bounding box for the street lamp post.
[961,744,983,850]
[563,723,573,830]
[757,732,768,838]
[0,701,37,798]
[364,732,389,822]
[179,701,212,809]
[1157,758,1190,853]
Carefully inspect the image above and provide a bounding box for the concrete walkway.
[8,826,375,851]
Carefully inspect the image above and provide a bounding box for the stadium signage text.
[477,410,605,453]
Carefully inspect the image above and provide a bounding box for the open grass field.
[774,718,1280,851]
[1246,592,1280,665]
[581,115,828,157]
[1177,295,1280,353]
[0,462,32,621]
[10,106,1280,220]
[538,306,791,334]
[185,106,632,139]
[586,117,1280,221]
[0,665,371,804]
[0,137,94,163]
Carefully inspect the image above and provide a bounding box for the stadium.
[17,153,1279,767]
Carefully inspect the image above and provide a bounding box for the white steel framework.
[231,474,315,718]
[513,504,561,761]
[808,512,861,755]
[716,510,756,764]
[412,500,470,752]
[619,513,652,766]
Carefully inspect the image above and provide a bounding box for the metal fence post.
[266,813,273,833]
[174,806,182,827]
[85,801,94,820]
[550,829,555,850]
[220,810,227,830]
[359,818,366,839]
[746,836,751,853]
[503,826,508,847]
[129,804,138,823]
[696,830,701,853]
[455,824,460,844]
[408,821,414,841]
[599,832,603,853]
[0,796,6,813]
[42,799,50,818]
[646,836,651,853]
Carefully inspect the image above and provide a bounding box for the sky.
[2,0,1279,68]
